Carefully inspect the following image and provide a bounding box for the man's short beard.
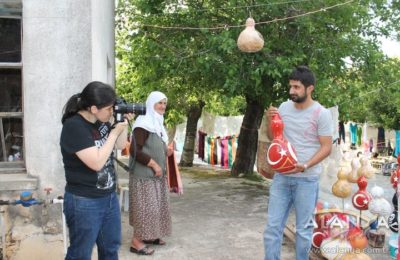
[290,94,307,103]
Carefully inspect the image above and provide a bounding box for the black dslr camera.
[114,98,146,122]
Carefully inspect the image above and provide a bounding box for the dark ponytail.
[61,81,116,124]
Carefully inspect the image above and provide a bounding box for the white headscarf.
[133,91,168,143]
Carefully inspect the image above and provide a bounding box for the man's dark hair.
[288,65,316,87]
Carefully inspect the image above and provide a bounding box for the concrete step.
[0,173,38,191]
[0,161,26,174]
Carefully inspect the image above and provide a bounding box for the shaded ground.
[10,156,396,260]
[118,165,296,260]
[10,164,296,260]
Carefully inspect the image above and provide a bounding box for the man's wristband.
[302,164,308,172]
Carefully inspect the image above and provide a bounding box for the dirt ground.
[8,153,398,260]
[9,164,296,260]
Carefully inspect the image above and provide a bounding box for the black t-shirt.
[60,114,116,198]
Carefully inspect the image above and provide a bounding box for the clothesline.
[131,1,353,30]
[130,0,313,17]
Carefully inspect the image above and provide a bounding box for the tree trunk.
[179,102,205,167]
[231,97,264,176]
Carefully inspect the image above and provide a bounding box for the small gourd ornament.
[332,167,352,198]
[351,176,372,211]
[347,226,368,250]
[341,251,371,260]
[267,113,298,173]
[347,158,361,183]
[320,237,352,260]
[237,17,264,53]
[369,185,392,217]
[357,157,374,179]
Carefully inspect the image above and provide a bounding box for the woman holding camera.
[128,91,172,255]
[60,81,132,260]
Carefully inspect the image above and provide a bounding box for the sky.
[380,37,400,58]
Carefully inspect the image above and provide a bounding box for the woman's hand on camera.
[124,113,135,121]
[109,120,129,139]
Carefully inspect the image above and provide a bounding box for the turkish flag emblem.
[266,113,298,173]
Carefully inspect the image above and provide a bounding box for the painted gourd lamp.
[267,113,298,173]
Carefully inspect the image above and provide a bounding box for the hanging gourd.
[267,113,298,173]
[237,17,264,53]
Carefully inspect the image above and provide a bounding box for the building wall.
[92,0,115,85]
[23,0,115,196]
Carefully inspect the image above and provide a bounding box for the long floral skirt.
[128,175,172,240]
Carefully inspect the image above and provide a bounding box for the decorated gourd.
[320,237,352,260]
[392,192,398,210]
[332,167,352,198]
[357,157,374,179]
[327,214,349,239]
[351,176,371,210]
[312,228,328,248]
[267,113,298,173]
[390,171,398,189]
[347,158,361,183]
[368,185,392,216]
[237,18,264,53]
[347,226,368,250]
[341,252,371,260]
[388,211,398,233]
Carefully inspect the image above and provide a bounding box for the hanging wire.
[132,0,354,30]
[131,0,313,17]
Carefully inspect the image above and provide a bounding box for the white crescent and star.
[267,143,282,166]
[352,193,369,209]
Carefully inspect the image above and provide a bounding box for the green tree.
[116,0,397,175]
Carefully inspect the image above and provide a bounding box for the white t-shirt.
[278,100,333,177]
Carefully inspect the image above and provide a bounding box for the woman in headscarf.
[128,91,172,255]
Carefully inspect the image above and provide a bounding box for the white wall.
[23,0,114,196]
[92,0,115,85]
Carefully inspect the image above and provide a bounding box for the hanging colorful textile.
[205,136,211,164]
[356,126,362,147]
[198,131,207,160]
[395,130,400,158]
[215,137,221,166]
[220,137,229,169]
[167,142,183,195]
[200,135,238,168]
[369,138,374,153]
[377,127,385,153]
[231,135,238,164]
[228,136,234,167]
[338,121,345,144]
[349,123,357,149]
[210,137,216,165]
[362,123,369,153]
